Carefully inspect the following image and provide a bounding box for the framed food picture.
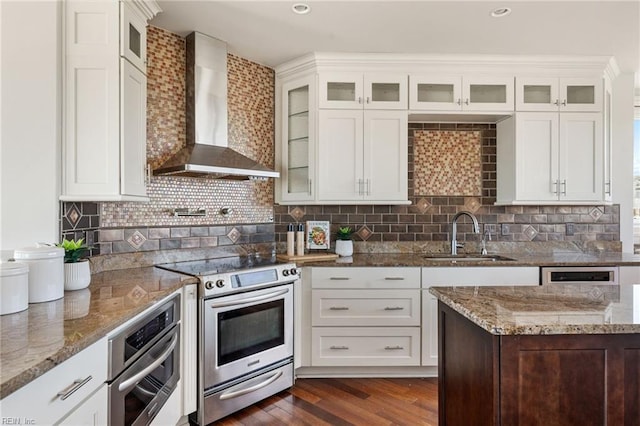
[306,221,330,250]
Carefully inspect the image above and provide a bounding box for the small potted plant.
[334,226,354,257]
[57,238,92,291]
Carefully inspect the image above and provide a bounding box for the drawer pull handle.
[330,345,349,350]
[384,345,404,350]
[384,277,405,281]
[329,306,349,311]
[384,306,404,311]
[329,277,350,280]
[57,375,92,401]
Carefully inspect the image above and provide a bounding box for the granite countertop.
[430,284,640,336]
[298,252,640,267]
[0,267,198,399]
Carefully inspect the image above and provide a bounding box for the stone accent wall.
[274,123,619,245]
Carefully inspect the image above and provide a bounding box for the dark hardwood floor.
[215,378,439,425]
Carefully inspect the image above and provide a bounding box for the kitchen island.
[430,284,640,425]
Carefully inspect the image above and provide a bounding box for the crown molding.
[276,52,619,80]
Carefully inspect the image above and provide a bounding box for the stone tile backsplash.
[274,123,619,246]
[60,202,101,256]
[98,224,275,255]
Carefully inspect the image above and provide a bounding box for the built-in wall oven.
[157,255,299,425]
[107,293,181,426]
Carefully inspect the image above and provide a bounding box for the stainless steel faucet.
[450,211,480,255]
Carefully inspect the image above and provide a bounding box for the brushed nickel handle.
[384,345,404,350]
[118,332,178,392]
[358,96,362,104]
[561,180,567,195]
[384,306,404,311]
[308,179,312,196]
[605,182,611,195]
[219,370,283,401]
[464,98,470,105]
[330,345,349,350]
[329,277,350,280]
[554,99,559,106]
[329,306,349,311]
[457,98,462,105]
[366,96,370,104]
[57,376,92,401]
[210,288,289,308]
[384,277,405,281]
[553,179,559,194]
[561,99,567,106]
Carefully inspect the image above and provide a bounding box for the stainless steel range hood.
[153,32,279,180]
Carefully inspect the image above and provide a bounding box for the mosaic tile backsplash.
[274,123,619,245]
[100,26,275,228]
[414,130,482,196]
[60,202,101,256]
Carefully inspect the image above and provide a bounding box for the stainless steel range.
[157,255,299,425]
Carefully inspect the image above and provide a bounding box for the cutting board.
[276,253,339,263]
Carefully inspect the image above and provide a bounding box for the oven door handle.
[218,370,283,401]
[209,288,289,308]
[118,331,178,393]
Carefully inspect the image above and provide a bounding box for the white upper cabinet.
[317,110,408,203]
[409,75,514,111]
[277,75,316,203]
[120,1,148,73]
[62,0,159,202]
[516,77,602,112]
[319,72,408,110]
[497,112,603,204]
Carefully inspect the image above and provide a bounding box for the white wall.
[0,1,61,255]
[612,72,636,253]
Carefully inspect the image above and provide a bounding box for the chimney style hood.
[153,32,279,180]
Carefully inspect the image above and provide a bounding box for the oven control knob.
[282,269,290,277]
[215,279,225,288]
[205,281,215,290]
[290,268,298,276]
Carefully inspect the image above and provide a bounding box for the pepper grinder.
[296,223,305,256]
[286,223,295,256]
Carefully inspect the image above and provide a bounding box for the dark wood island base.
[438,302,640,425]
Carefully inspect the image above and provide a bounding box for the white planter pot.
[64,260,91,291]
[335,240,353,257]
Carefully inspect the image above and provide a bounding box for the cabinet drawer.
[311,327,420,366]
[312,289,420,326]
[0,337,108,424]
[311,267,420,289]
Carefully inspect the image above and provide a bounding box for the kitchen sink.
[422,254,516,263]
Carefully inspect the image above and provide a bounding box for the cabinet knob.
[464,98,470,105]
[358,96,362,104]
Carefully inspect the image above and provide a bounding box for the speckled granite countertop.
[299,252,640,267]
[430,284,640,335]
[0,267,197,399]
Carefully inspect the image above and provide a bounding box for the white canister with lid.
[13,246,64,303]
[0,262,29,315]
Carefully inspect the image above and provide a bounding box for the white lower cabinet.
[421,266,540,367]
[311,327,420,366]
[308,267,421,368]
[181,284,198,416]
[421,292,439,367]
[0,338,108,425]
[58,385,108,426]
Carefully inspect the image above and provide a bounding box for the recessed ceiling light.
[292,3,311,15]
[491,7,512,18]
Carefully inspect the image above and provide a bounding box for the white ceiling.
[152,1,639,82]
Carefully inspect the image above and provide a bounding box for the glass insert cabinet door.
[319,72,407,109]
[409,75,513,111]
[280,76,315,201]
[120,1,147,73]
[516,77,602,112]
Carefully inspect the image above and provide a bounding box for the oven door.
[202,283,294,390]
[109,324,180,426]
